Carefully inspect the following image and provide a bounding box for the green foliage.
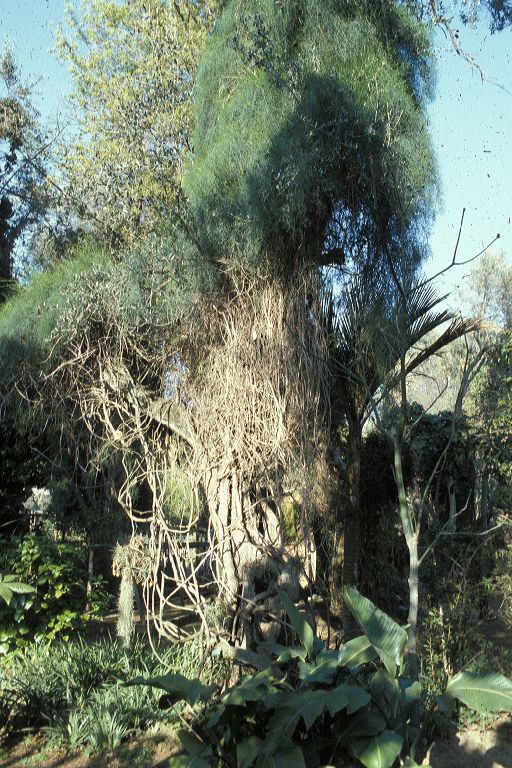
[0,47,50,289]
[0,244,111,399]
[133,588,512,767]
[187,0,437,274]
[0,574,35,606]
[54,0,214,244]
[420,580,512,727]
[0,534,108,654]
[444,670,512,714]
[0,635,158,744]
[474,331,512,492]
[0,633,224,748]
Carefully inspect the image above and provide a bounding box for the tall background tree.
[53,0,214,247]
[0,48,50,298]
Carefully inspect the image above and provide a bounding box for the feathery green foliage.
[186,0,437,275]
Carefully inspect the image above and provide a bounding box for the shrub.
[0,632,226,749]
[0,534,109,654]
[134,588,512,768]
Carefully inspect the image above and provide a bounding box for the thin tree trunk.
[447,475,457,532]
[481,466,489,529]
[407,536,419,682]
[86,546,94,611]
[340,415,362,638]
[394,439,419,685]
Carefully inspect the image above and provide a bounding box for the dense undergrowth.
[0,634,227,754]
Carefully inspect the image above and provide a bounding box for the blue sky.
[427,22,512,290]
[1,0,511,291]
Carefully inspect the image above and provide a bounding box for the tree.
[55,0,214,245]
[407,1,512,35]
[327,272,476,634]
[177,0,441,637]
[0,49,50,298]
[0,0,443,649]
[186,0,437,276]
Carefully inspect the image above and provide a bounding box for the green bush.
[0,632,227,750]
[134,588,512,768]
[0,534,110,654]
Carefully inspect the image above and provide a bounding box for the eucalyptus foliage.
[55,0,215,243]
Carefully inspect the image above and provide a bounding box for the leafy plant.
[0,574,35,606]
[0,631,226,748]
[131,587,512,768]
[0,534,108,654]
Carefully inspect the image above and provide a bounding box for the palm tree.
[326,273,477,638]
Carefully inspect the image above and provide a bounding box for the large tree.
[186,0,437,276]
[55,0,214,245]
[178,0,439,634]
[0,49,50,298]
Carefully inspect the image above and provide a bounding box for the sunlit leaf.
[350,729,403,768]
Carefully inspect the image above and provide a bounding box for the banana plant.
[129,587,512,768]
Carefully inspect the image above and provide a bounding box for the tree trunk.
[339,415,362,638]
[205,464,283,646]
[407,536,419,682]
[393,439,419,683]
[480,466,489,529]
[447,475,457,532]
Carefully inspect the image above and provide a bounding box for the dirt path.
[424,718,512,767]
[0,734,176,768]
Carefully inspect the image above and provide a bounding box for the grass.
[0,632,225,755]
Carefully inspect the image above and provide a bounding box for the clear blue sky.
[427,23,512,290]
[1,0,511,290]
[0,0,71,120]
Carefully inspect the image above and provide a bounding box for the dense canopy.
[186,0,437,275]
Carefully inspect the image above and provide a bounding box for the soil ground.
[0,733,177,768]
[424,717,512,767]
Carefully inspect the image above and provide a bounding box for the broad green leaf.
[223,685,268,706]
[286,690,328,729]
[316,649,341,663]
[403,757,427,767]
[299,657,338,685]
[199,683,218,702]
[0,585,13,606]
[350,729,403,768]
[259,642,306,663]
[369,669,401,725]
[328,684,370,715]
[127,673,203,705]
[265,689,327,750]
[169,757,210,768]
[255,745,305,768]
[337,708,387,746]
[277,586,315,659]
[206,704,225,728]
[446,671,512,713]
[344,587,407,674]
[400,680,421,705]
[177,730,212,758]
[237,735,263,768]
[217,639,271,670]
[338,635,378,669]
[277,646,307,663]
[223,669,279,707]
[0,576,34,592]
[312,636,326,655]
